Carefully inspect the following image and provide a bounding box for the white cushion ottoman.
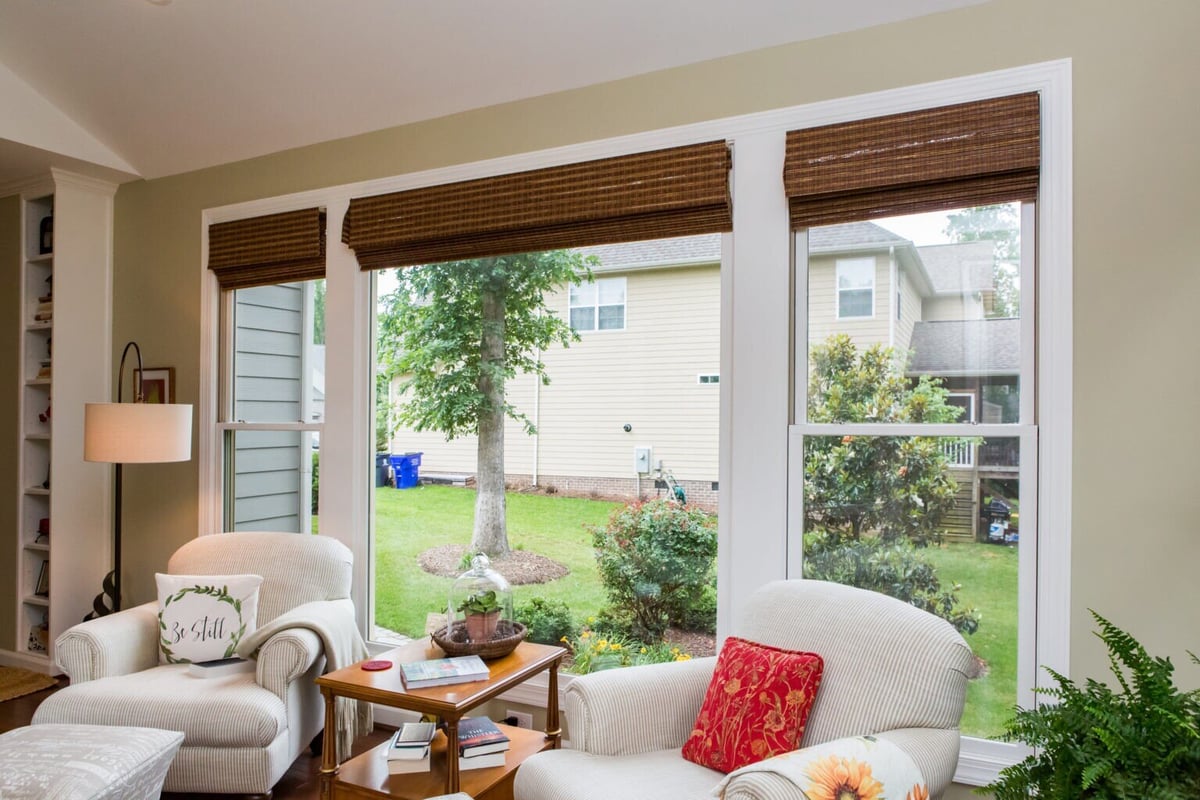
[0,723,183,800]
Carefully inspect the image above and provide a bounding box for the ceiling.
[0,0,986,185]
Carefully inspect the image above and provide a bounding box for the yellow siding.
[895,266,923,356]
[807,253,893,353]
[387,264,721,484]
[923,294,985,321]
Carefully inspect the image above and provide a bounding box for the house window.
[218,279,324,532]
[698,374,719,384]
[836,258,874,318]
[569,277,626,331]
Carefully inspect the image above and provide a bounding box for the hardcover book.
[458,749,507,770]
[456,716,511,757]
[398,655,489,688]
[187,657,255,678]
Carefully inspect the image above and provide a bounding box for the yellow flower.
[676,653,692,661]
[597,639,608,648]
[580,630,591,639]
[640,647,648,654]
[609,642,622,651]
[560,636,568,643]
[803,755,883,800]
[587,616,596,624]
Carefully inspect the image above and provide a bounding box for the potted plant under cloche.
[984,611,1200,799]
[457,589,502,642]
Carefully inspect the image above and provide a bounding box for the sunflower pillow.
[682,636,824,772]
[713,734,928,800]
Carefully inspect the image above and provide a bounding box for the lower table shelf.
[330,723,551,800]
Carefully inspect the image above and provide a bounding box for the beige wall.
[28,0,1189,791]
[808,252,893,351]
[391,264,722,486]
[0,195,19,649]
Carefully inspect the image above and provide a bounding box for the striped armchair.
[32,532,356,799]
[515,579,974,800]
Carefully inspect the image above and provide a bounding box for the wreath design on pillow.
[158,583,249,663]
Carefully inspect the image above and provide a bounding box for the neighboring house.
[388,223,1017,531]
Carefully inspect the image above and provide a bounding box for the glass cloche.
[447,554,513,644]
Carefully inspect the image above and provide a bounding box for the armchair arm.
[566,656,715,756]
[255,627,325,701]
[54,601,159,683]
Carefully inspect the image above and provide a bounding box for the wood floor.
[0,681,391,799]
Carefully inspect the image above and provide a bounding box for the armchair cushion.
[715,734,926,800]
[155,572,263,663]
[682,637,823,773]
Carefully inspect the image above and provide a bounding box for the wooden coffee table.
[316,640,565,800]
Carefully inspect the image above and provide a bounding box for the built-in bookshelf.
[10,172,116,672]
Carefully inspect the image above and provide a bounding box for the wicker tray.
[431,620,527,660]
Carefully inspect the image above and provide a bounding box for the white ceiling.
[0,0,986,185]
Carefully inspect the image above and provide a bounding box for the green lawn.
[373,485,617,637]
[924,541,1019,740]
[372,485,1018,739]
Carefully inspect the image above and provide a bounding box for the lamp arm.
[117,341,145,404]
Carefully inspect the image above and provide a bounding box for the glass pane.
[807,204,1022,424]
[373,237,721,659]
[231,279,325,424]
[801,432,1020,740]
[227,429,318,533]
[569,307,595,331]
[597,277,626,305]
[597,304,624,330]
[569,281,595,306]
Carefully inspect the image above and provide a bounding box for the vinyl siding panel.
[896,266,923,355]
[923,295,985,321]
[808,253,892,353]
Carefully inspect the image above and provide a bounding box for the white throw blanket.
[236,599,373,763]
[713,735,927,800]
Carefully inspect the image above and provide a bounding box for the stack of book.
[386,721,438,775]
[456,717,511,771]
[398,654,489,689]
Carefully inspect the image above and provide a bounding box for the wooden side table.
[316,640,565,800]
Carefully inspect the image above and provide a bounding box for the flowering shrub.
[515,596,576,646]
[562,620,693,675]
[591,499,717,642]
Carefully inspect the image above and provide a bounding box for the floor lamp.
[84,341,192,618]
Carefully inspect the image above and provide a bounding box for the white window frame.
[836,257,876,319]
[198,61,1071,782]
[569,276,626,331]
[697,374,720,384]
[946,391,977,423]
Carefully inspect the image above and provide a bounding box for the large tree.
[377,252,592,556]
[943,203,1021,318]
[804,334,964,545]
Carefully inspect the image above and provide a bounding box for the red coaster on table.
[361,660,393,671]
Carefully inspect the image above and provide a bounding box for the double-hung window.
[569,277,626,331]
[836,257,875,318]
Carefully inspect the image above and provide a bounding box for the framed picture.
[135,367,175,404]
[35,559,49,596]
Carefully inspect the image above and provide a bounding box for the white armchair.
[515,579,974,800]
[32,532,358,798]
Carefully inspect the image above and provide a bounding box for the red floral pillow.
[682,636,823,773]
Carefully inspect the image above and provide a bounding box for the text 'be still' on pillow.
[682,636,824,773]
[156,573,263,664]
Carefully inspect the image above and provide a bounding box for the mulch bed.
[418,544,569,585]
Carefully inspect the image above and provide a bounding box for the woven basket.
[431,620,527,660]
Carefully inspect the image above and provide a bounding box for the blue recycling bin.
[389,452,423,489]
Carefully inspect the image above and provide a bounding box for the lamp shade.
[84,402,193,464]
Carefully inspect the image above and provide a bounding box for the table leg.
[545,660,562,748]
[319,688,339,774]
[445,717,460,794]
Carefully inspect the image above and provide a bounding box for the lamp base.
[84,570,118,620]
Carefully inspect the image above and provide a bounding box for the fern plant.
[986,611,1200,799]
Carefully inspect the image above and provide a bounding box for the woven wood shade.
[209,208,326,289]
[342,141,732,269]
[784,93,1040,229]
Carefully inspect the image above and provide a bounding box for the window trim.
[835,256,876,319]
[569,276,627,332]
[199,61,1072,786]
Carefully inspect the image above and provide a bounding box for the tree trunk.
[473,285,510,557]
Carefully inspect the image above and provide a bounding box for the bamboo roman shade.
[784,93,1040,229]
[208,208,326,290]
[342,140,732,269]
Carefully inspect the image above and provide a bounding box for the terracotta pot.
[465,611,500,642]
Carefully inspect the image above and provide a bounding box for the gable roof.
[907,318,1020,376]
[915,241,995,295]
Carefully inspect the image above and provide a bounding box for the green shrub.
[803,532,980,634]
[515,597,576,646]
[987,612,1200,799]
[591,499,717,642]
[311,451,319,513]
[674,582,717,635]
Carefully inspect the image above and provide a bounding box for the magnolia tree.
[377,251,592,557]
[804,334,963,545]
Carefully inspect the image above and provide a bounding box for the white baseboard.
[0,648,57,675]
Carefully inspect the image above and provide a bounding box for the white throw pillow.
[155,573,263,664]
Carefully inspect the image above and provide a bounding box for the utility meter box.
[634,447,652,474]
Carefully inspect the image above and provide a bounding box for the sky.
[872,210,955,246]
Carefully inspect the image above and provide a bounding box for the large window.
[569,277,626,331]
[836,257,875,318]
